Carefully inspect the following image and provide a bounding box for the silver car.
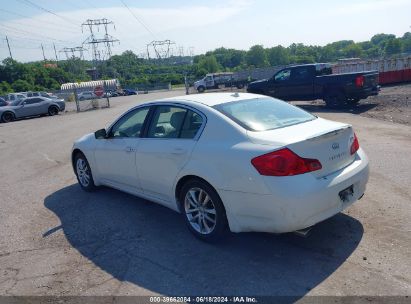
[0,97,65,123]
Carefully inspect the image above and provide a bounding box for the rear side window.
[292,67,310,80]
[213,98,315,131]
[147,106,203,139]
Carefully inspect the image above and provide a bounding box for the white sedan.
[72,93,369,241]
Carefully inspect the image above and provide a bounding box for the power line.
[17,0,78,25]
[3,34,68,45]
[0,19,79,35]
[0,8,79,32]
[0,23,76,43]
[120,0,156,39]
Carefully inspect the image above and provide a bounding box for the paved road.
[0,91,410,298]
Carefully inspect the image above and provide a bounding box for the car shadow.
[295,101,378,114]
[44,184,363,299]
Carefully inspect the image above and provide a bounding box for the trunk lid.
[247,118,356,178]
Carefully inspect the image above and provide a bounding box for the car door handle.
[125,146,136,153]
[171,148,186,155]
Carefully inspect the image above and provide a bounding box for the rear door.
[288,66,315,100]
[136,104,204,203]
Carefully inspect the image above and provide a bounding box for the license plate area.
[339,185,354,203]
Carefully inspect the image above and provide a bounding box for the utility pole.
[60,47,86,60]
[41,44,46,62]
[82,18,119,79]
[146,40,176,60]
[5,36,13,60]
[53,43,59,63]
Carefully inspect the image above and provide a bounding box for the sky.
[0,0,410,62]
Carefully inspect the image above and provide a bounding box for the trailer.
[60,79,121,92]
[332,56,411,85]
[193,67,283,93]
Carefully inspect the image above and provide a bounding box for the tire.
[197,86,205,93]
[347,98,360,105]
[180,179,228,241]
[236,83,244,89]
[74,152,96,192]
[1,112,15,123]
[48,106,59,116]
[324,91,347,108]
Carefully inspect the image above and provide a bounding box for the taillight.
[251,148,322,176]
[350,133,359,155]
[355,75,364,87]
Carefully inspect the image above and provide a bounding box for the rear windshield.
[213,97,316,131]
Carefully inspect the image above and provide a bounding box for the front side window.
[274,69,291,81]
[214,98,316,131]
[110,107,150,138]
[10,100,22,106]
[147,106,203,139]
[25,98,42,104]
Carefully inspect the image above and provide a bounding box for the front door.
[94,106,150,191]
[205,76,214,89]
[16,98,45,117]
[136,105,204,203]
[268,68,292,100]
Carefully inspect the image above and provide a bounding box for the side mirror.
[94,128,107,139]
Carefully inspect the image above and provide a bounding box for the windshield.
[213,97,316,131]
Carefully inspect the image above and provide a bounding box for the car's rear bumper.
[351,86,380,99]
[219,148,369,233]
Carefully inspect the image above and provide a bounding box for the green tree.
[11,79,33,92]
[401,32,411,53]
[197,55,220,73]
[267,46,290,66]
[0,81,13,95]
[371,33,395,46]
[384,38,402,56]
[344,43,363,58]
[246,45,268,67]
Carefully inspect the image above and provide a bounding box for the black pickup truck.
[247,63,379,107]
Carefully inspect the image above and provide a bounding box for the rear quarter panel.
[175,107,274,196]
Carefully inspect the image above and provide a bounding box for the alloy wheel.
[184,187,217,235]
[76,158,90,187]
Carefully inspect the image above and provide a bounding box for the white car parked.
[72,93,369,241]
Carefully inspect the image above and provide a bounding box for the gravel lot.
[0,88,410,300]
[295,83,411,126]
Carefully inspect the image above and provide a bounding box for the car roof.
[159,92,262,107]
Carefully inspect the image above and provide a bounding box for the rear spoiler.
[306,125,352,141]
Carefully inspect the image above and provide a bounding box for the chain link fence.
[52,86,110,112]
[125,82,171,94]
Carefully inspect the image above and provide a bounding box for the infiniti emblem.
[332,142,340,150]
